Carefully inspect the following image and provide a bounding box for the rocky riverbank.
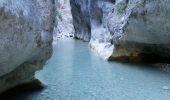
[70,0,170,63]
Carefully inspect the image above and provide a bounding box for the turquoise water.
[7,39,170,100]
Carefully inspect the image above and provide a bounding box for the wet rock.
[0,0,55,93]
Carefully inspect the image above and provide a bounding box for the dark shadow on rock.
[0,79,46,100]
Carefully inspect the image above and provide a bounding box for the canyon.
[0,0,170,99]
[70,0,170,62]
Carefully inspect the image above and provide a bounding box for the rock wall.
[70,0,115,58]
[109,0,170,63]
[0,0,55,93]
[70,0,91,41]
[53,0,74,40]
[70,0,170,63]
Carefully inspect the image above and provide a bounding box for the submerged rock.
[70,0,170,63]
[0,0,55,93]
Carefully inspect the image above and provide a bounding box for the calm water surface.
[8,38,170,100]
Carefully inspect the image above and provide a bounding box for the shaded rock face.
[70,0,115,42]
[70,0,91,41]
[70,0,170,63]
[0,0,55,93]
[70,0,115,58]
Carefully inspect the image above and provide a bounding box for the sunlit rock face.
[71,0,170,62]
[108,0,170,62]
[0,0,55,93]
[53,0,74,40]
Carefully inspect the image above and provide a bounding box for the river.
[5,38,170,100]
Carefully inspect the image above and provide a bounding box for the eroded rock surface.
[53,0,74,41]
[109,0,170,62]
[70,0,170,62]
[0,0,55,93]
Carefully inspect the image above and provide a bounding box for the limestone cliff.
[70,0,170,63]
[53,0,74,40]
[0,0,55,93]
[109,0,170,62]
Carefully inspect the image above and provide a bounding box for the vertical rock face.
[108,0,170,62]
[70,0,115,58]
[70,0,115,42]
[70,0,170,62]
[0,0,55,93]
[70,0,91,41]
[53,0,74,40]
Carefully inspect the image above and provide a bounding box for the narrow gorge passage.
[1,0,170,100]
[4,38,170,100]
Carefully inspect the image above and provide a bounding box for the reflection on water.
[4,38,170,100]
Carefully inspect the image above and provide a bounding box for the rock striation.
[0,0,55,93]
[70,0,170,63]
